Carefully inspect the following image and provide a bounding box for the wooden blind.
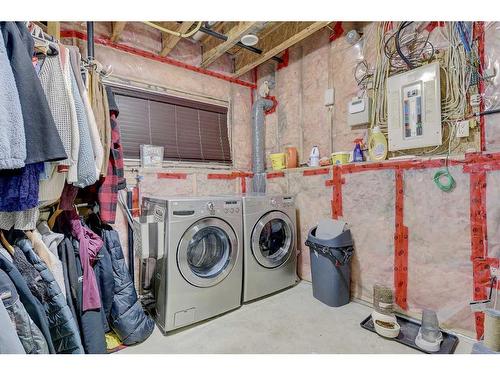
[112,86,231,164]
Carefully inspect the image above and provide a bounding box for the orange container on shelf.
[285,147,298,169]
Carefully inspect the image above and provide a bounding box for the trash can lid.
[307,226,353,248]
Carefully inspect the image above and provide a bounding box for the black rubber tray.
[360,314,459,354]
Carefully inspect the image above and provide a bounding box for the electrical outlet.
[324,88,335,106]
[456,120,470,138]
[470,94,481,107]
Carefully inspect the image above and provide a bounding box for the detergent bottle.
[352,138,364,162]
[309,146,320,167]
[368,126,388,161]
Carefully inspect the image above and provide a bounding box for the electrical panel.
[387,62,442,151]
[348,96,371,127]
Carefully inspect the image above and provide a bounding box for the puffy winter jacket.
[0,253,55,353]
[102,229,154,345]
[0,298,25,354]
[13,233,84,354]
[0,269,47,354]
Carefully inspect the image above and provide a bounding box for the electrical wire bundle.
[383,22,435,72]
[353,59,374,94]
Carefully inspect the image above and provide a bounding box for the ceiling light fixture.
[241,33,259,46]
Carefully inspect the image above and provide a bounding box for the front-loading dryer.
[142,196,243,333]
[241,194,298,303]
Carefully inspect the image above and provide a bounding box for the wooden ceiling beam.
[160,21,196,57]
[111,22,127,42]
[233,21,330,77]
[200,22,257,68]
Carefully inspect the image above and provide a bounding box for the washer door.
[251,211,294,269]
[177,217,238,287]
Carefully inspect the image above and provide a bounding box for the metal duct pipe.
[198,26,283,63]
[252,81,275,193]
[87,21,94,60]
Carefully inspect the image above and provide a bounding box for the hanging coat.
[0,269,47,354]
[0,30,26,170]
[68,57,97,188]
[0,22,66,164]
[68,46,103,180]
[0,253,55,353]
[102,228,154,345]
[12,233,84,354]
[98,87,126,224]
[0,298,25,354]
[57,236,107,354]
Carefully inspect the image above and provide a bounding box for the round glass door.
[177,217,238,287]
[251,211,294,269]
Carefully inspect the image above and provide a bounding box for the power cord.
[433,169,456,192]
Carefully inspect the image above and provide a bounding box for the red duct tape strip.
[60,30,256,89]
[330,166,344,219]
[303,167,330,176]
[394,170,409,311]
[267,171,285,179]
[157,172,187,179]
[329,22,344,42]
[207,173,237,180]
[425,21,445,33]
[474,22,486,151]
[277,49,289,70]
[468,170,488,339]
[469,171,488,261]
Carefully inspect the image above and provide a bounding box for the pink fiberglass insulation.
[341,170,396,305]
[404,166,475,337]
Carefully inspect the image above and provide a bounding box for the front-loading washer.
[241,194,298,303]
[142,196,243,333]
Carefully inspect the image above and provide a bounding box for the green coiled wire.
[433,168,456,192]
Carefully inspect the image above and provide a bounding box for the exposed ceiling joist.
[200,22,257,68]
[111,22,127,42]
[233,21,330,77]
[160,21,196,57]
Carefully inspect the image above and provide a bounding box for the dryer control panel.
[222,199,241,215]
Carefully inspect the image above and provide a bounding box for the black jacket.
[102,228,154,345]
[57,236,107,354]
[0,253,55,353]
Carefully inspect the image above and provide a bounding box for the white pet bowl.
[372,311,401,339]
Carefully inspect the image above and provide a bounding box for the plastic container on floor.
[305,226,354,307]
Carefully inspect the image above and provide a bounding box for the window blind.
[112,86,231,164]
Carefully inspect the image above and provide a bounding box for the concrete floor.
[121,282,475,354]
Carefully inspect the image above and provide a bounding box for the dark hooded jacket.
[0,252,55,353]
[10,231,84,354]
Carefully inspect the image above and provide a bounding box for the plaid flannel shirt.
[98,102,126,223]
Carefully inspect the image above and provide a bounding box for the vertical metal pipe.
[87,21,95,60]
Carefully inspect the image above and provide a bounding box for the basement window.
[112,86,232,164]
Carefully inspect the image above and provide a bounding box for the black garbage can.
[305,226,354,307]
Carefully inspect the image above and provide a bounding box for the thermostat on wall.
[348,96,371,127]
[387,62,442,151]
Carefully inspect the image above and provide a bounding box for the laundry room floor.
[120,282,475,354]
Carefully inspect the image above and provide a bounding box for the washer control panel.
[223,199,241,215]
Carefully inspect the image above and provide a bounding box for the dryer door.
[251,211,294,269]
[177,217,238,288]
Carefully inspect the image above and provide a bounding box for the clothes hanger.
[47,201,63,230]
[0,230,14,256]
